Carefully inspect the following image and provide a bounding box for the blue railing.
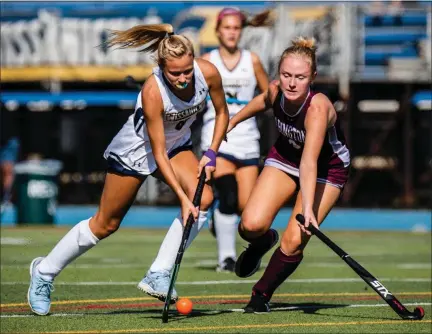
[1,91,249,108]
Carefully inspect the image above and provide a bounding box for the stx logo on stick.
[371,280,392,298]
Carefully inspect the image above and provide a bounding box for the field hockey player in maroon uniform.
[227,37,351,312]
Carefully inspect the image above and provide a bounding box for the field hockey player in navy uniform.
[200,7,271,273]
[27,23,229,315]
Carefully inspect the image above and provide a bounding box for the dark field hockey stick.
[162,170,207,323]
[296,214,425,320]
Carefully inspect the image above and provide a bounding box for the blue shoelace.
[34,277,54,300]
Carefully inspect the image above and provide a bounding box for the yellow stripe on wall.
[189,6,223,48]
[289,6,330,20]
[1,66,154,82]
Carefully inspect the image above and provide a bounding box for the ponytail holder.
[167,32,175,37]
[204,149,217,167]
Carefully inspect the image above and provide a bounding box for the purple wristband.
[204,149,217,167]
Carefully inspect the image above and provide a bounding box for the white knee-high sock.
[149,210,208,273]
[37,218,99,280]
[214,208,238,264]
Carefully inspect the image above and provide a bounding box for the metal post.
[338,4,355,206]
[337,3,353,101]
[402,84,414,207]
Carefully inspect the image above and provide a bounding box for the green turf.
[1,227,431,333]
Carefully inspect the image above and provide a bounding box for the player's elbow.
[216,106,229,118]
[153,151,169,166]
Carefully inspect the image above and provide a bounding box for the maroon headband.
[216,8,247,25]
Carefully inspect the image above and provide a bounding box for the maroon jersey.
[266,89,350,188]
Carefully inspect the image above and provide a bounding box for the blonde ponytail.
[106,24,174,53]
[278,36,318,73]
[105,23,194,66]
[291,36,317,52]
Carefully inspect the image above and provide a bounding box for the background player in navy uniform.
[200,8,271,272]
[227,37,351,312]
[27,23,229,316]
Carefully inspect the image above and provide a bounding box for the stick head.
[413,306,425,320]
[400,306,425,320]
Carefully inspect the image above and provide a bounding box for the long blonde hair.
[106,24,194,67]
[278,37,317,73]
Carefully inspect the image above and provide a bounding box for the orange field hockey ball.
[176,298,193,315]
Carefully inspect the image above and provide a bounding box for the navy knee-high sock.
[253,247,303,300]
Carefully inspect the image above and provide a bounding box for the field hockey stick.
[162,170,207,323]
[206,96,248,105]
[124,75,142,90]
[295,214,425,320]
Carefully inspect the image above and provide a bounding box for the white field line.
[1,278,430,286]
[226,302,432,313]
[398,263,432,269]
[2,262,430,270]
[1,302,430,318]
[0,237,30,245]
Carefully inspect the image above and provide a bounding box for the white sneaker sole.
[27,257,50,316]
[137,281,178,303]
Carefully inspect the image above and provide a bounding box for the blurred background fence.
[1,1,431,209]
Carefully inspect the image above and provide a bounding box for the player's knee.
[280,232,303,256]
[200,187,214,211]
[91,213,121,239]
[239,211,267,237]
[214,174,238,214]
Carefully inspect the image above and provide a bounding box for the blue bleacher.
[362,11,428,68]
[365,46,418,65]
[364,14,427,26]
[412,91,432,111]
[365,31,427,45]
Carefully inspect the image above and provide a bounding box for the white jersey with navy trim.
[104,60,208,175]
[201,49,260,160]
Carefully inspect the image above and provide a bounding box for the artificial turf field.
[1,226,431,333]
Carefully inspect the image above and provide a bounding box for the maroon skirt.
[265,146,350,189]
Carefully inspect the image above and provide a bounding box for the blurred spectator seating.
[361,1,430,80]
